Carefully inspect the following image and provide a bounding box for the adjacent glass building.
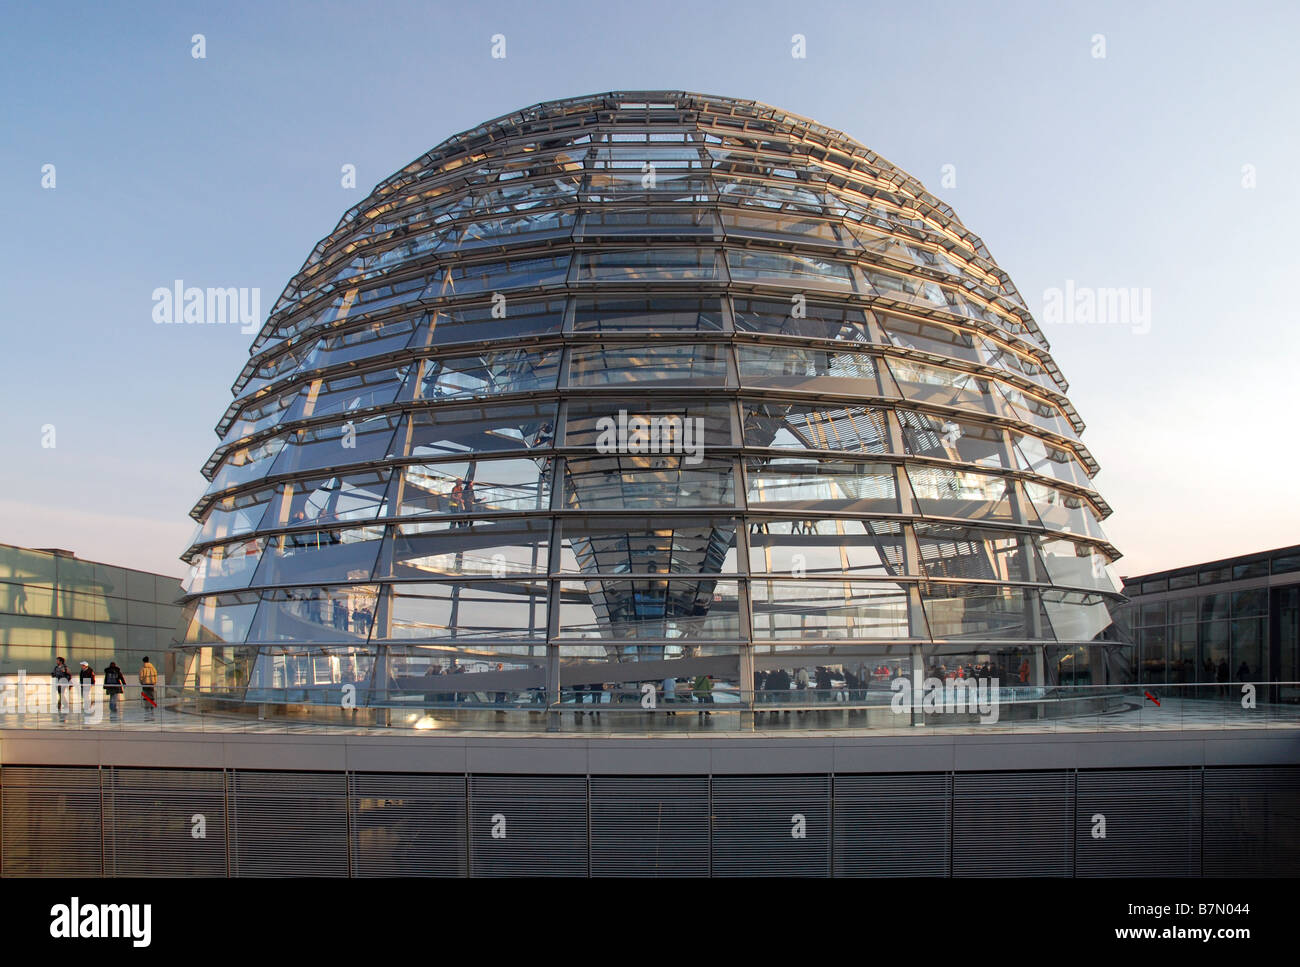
[176,91,1131,719]
[0,543,184,680]
[1120,544,1300,700]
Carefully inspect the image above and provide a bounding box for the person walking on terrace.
[52,657,72,713]
[78,661,96,713]
[103,661,125,718]
[139,656,159,714]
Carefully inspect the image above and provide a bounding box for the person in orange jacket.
[139,656,159,712]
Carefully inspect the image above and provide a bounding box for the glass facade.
[0,543,184,679]
[176,91,1132,714]
[1119,544,1300,701]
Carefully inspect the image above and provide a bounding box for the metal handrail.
[1,677,1296,735]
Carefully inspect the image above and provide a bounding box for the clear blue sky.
[1,0,1297,578]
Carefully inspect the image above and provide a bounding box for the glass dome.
[176,91,1132,725]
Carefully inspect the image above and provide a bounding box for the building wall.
[0,544,184,681]
[1,761,1295,877]
[1119,545,1300,696]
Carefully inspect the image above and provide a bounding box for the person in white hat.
[78,661,96,713]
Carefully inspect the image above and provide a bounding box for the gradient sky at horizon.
[1,0,1297,580]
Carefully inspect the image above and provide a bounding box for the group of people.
[572,675,717,719]
[291,590,372,635]
[50,656,159,717]
[754,666,865,706]
[927,661,1014,683]
[447,477,477,525]
[659,674,714,718]
[1202,657,1252,696]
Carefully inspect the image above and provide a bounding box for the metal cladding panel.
[589,776,710,877]
[1203,766,1300,876]
[469,775,588,877]
[350,773,467,877]
[710,775,831,877]
[104,767,228,877]
[229,770,349,877]
[1075,768,1201,877]
[833,773,950,877]
[953,771,1073,877]
[1,766,103,877]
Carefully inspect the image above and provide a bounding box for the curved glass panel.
[563,456,735,510]
[906,467,1020,523]
[193,487,276,546]
[726,250,857,290]
[886,358,1010,417]
[268,414,399,478]
[736,345,894,398]
[571,296,724,333]
[880,314,982,365]
[282,365,411,424]
[250,525,385,587]
[424,255,570,298]
[181,592,260,645]
[577,248,720,282]
[1041,536,1118,593]
[261,469,391,530]
[400,401,557,458]
[557,579,740,640]
[246,586,379,644]
[732,297,871,342]
[748,519,903,576]
[579,208,716,238]
[743,401,890,454]
[557,516,740,575]
[207,436,286,495]
[184,539,264,595]
[566,398,735,450]
[1023,480,1106,541]
[745,457,899,514]
[721,209,862,248]
[410,299,565,348]
[751,580,910,640]
[377,519,551,579]
[567,344,730,387]
[296,317,419,374]
[415,348,561,401]
[1013,433,1092,489]
[394,459,553,517]
[918,583,1053,641]
[898,409,1010,468]
[382,581,548,641]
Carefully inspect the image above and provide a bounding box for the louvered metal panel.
[833,773,950,876]
[229,770,349,877]
[1075,768,1200,877]
[1203,766,1300,876]
[1,766,103,876]
[104,767,228,877]
[350,773,467,876]
[953,771,1073,877]
[6,763,1299,878]
[711,775,831,877]
[589,776,710,877]
[469,775,588,877]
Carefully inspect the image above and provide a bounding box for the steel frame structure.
[176,91,1132,721]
